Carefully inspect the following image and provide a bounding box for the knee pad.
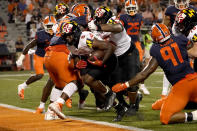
[63,82,78,98]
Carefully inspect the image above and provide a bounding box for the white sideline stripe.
[1,78,47,83]
[0,73,49,77]
[0,103,151,131]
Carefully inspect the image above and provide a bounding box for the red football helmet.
[125,0,138,16]
[151,23,171,43]
[43,15,56,35]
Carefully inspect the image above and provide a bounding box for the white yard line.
[0,73,49,77]
[0,103,151,131]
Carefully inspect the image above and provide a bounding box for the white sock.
[38,102,45,109]
[185,113,188,122]
[162,74,170,96]
[22,82,28,89]
[192,110,197,120]
[56,98,65,105]
[140,84,144,88]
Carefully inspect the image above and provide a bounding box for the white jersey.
[78,31,103,54]
[93,16,131,56]
[187,25,197,43]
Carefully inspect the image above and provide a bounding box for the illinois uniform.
[150,35,197,124]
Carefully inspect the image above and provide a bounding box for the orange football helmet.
[151,23,171,43]
[43,15,56,35]
[70,3,91,21]
[125,0,138,16]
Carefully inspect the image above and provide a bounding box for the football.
[88,50,105,61]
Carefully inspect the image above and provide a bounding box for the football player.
[88,6,142,121]
[153,8,197,110]
[49,3,91,111]
[154,0,197,109]
[120,0,150,95]
[16,16,56,114]
[112,23,197,125]
[47,21,117,120]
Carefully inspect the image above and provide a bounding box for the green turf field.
[0,69,196,131]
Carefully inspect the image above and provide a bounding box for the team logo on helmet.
[151,23,171,43]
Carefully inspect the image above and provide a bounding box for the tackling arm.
[112,57,159,92]
[100,23,123,33]
[16,39,37,67]
[22,39,37,55]
[92,38,116,64]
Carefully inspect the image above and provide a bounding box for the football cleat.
[35,107,45,114]
[65,98,72,108]
[44,107,59,120]
[49,102,66,120]
[17,83,27,100]
[104,90,116,111]
[113,104,128,122]
[139,84,150,95]
[78,89,89,109]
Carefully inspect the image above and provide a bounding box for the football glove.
[28,49,35,55]
[87,56,105,67]
[112,82,129,93]
[88,20,101,31]
[75,60,87,69]
[16,54,25,67]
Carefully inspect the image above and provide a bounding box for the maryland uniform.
[150,35,197,124]
[187,25,197,43]
[34,30,53,75]
[165,5,197,27]
[78,31,117,85]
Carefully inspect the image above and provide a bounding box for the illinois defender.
[16,16,56,104]
[119,0,150,95]
[112,23,197,124]
[155,0,197,109]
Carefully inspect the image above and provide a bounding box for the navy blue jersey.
[35,30,52,57]
[150,35,194,85]
[119,13,143,42]
[165,5,197,27]
[50,14,88,46]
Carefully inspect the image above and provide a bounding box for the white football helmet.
[174,0,190,10]
[43,15,56,35]
[125,0,138,16]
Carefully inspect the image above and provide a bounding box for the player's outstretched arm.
[22,39,37,55]
[112,57,159,93]
[16,39,37,67]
